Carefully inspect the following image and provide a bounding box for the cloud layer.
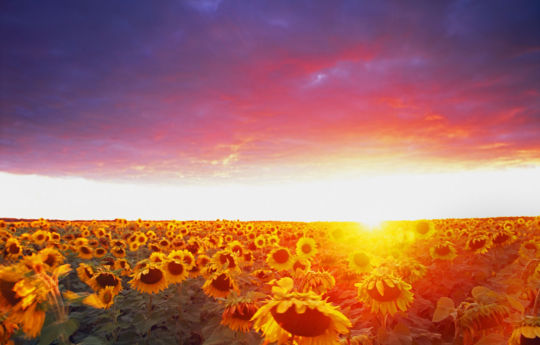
[2,0,539,183]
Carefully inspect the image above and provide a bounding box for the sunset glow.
[1,1,539,220]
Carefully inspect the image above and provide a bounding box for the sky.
[1,1,540,221]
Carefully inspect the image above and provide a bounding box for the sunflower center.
[44,254,56,266]
[80,246,91,254]
[435,245,451,256]
[183,256,193,265]
[0,280,22,306]
[353,253,369,267]
[96,273,119,288]
[469,239,486,250]
[301,244,312,254]
[493,233,509,244]
[140,268,163,284]
[367,280,402,302]
[271,306,331,337]
[8,243,20,254]
[211,273,232,292]
[273,249,290,264]
[521,335,540,345]
[167,262,184,276]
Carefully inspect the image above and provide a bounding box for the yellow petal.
[376,280,385,296]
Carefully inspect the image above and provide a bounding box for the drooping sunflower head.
[266,247,293,271]
[295,237,317,259]
[221,295,259,332]
[202,270,239,299]
[88,269,122,295]
[83,285,117,309]
[252,277,351,344]
[491,229,516,247]
[457,302,509,341]
[508,316,540,345]
[291,256,311,275]
[430,241,457,261]
[466,234,491,254]
[299,270,336,295]
[355,271,414,316]
[213,249,239,271]
[130,262,169,294]
[37,247,64,270]
[76,263,94,285]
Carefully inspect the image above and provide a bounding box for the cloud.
[1,0,539,183]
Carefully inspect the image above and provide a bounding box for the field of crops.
[1,217,539,345]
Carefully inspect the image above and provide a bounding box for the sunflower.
[111,246,126,258]
[520,240,540,259]
[37,247,64,271]
[355,271,414,316]
[114,259,132,276]
[348,251,372,274]
[130,262,169,294]
[430,241,457,261]
[0,265,47,338]
[76,263,94,285]
[83,286,117,309]
[491,229,515,247]
[296,237,317,259]
[202,270,239,298]
[291,257,311,274]
[31,230,49,245]
[94,247,107,258]
[252,277,351,345]
[78,244,94,259]
[509,316,540,345]
[221,295,258,332]
[228,240,244,257]
[413,220,433,238]
[163,258,188,284]
[4,238,22,259]
[213,249,239,271]
[267,247,294,271]
[254,235,266,249]
[87,270,122,295]
[458,302,509,343]
[168,249,195,270]
[299,270,335,295]
[149,252,167,263]
[466,234,491,254]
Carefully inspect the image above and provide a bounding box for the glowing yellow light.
[0,167,539,220]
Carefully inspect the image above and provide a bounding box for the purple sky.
[1,0,540,185]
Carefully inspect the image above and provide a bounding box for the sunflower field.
[1,217,539,345]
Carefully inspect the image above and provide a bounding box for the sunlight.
[1,167,539,221]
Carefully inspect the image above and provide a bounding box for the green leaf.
[432,297,455,322]
[80,335,109,345]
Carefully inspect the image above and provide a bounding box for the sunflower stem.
[533,288,540,316]
[146,294,153,344]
